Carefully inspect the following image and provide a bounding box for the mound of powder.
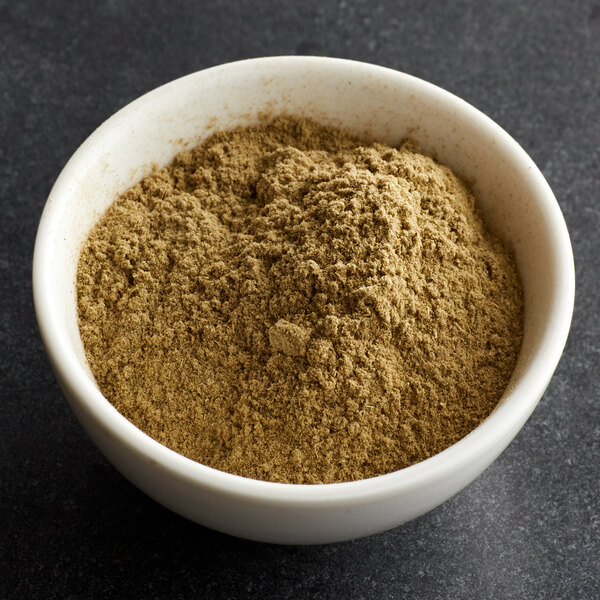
[77,117,523,484]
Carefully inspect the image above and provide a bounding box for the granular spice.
[77,117,524,484]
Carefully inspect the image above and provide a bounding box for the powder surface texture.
[77,117,523,484]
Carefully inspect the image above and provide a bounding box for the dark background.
[1,1,599,598]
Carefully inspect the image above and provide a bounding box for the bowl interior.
[35,57,574,485]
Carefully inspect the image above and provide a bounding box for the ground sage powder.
[77,117,524,484]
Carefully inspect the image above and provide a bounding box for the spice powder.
[77,117,524,484]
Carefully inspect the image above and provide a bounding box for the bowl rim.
[32,55,575,504]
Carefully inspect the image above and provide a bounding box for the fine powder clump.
[77,117,524,484]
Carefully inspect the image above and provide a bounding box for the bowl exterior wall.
[50,350,545,543]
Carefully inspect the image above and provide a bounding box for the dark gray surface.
[1,1,598,598]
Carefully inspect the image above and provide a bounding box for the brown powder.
[76,116,524,484]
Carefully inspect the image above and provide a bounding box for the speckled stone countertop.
[1,1,598,598]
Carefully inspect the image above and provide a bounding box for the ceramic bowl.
[33,56,575,544]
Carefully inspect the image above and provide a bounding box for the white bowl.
[33,57,575,544]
